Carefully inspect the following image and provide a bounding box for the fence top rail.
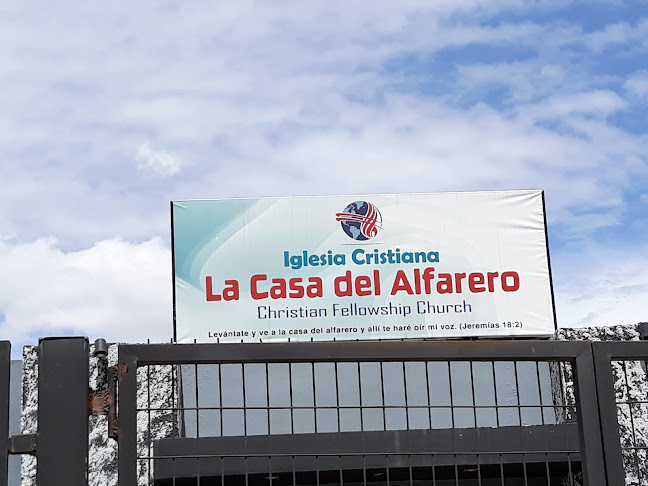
[592,340,648,360]
[119,339,592,366]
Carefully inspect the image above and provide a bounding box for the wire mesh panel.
[118,341,606,486]
[175,360,571,437]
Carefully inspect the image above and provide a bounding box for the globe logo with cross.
[335,201,383,240]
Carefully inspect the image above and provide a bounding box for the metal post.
[591,343,626,486]
[572,345,608,486]
[0,341,10,486]
[37,337,89,486]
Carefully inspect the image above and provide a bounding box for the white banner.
[172,190,555,342]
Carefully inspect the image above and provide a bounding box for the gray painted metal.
[8,434,37,455]
[118,340,609,486]
[0,341,9,486]
[592,341,648,486]
[37,337,89,486]
[177,359,559,437]
[572,345,607,486]
[8,361,21,486]
[153,424,581,481]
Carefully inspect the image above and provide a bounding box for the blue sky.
[1,1,647,356]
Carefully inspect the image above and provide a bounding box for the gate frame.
[592,340,648,486]
[118,339,608,485]
[0,341,9,486]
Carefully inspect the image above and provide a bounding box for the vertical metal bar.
[535,362,545,426]
[448,362,456,429]
[218,364,223,436]
[266,363,271,435]
[171,201,178,343]
[0,341,10,486]
[425,362,432,429]
[567,452,575,486]
[333,362,340,434]
[491,362,501,428]
[402,362,410,430]
[380,362,386,431]
[311,362,317,434]
[522,455,528,486]
[194,362,200,438]
[288,364,294,435]
[541,190,559,332]
[469,361,477,428]
[513,361,522,426]
[118,347,139,486]
[316,455,320,486]
[572,346,608,486]
[37,337,89,486]
[357,362,364,432]
[242,364,247,436]
[363,454,367,486]
[386,455,390,486]
[431,457,436,486]
[591,343,625,486]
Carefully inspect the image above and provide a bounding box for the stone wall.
[19,343,178,486]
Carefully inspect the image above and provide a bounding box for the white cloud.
[0,0,646,348]
[553,243,648,327]
[457,61,568,102]
[582,18,648,52]
[135,142,182,177]
[516,90,627,121]
[625,71,648,97]
[0,237,172,355]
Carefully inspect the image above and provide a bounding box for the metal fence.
[3,338,648,485]
[118,340,606,486]
[593,341,648,486]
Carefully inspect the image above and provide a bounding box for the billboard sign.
[172,190,556,343]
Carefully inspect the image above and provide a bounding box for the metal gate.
[593,341,648,486]
[118,340,607,486]
[3,338,648,485]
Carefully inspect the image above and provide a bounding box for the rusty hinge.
[87,365,119,441]
[88,388,110,415]
[107,365,118,441]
